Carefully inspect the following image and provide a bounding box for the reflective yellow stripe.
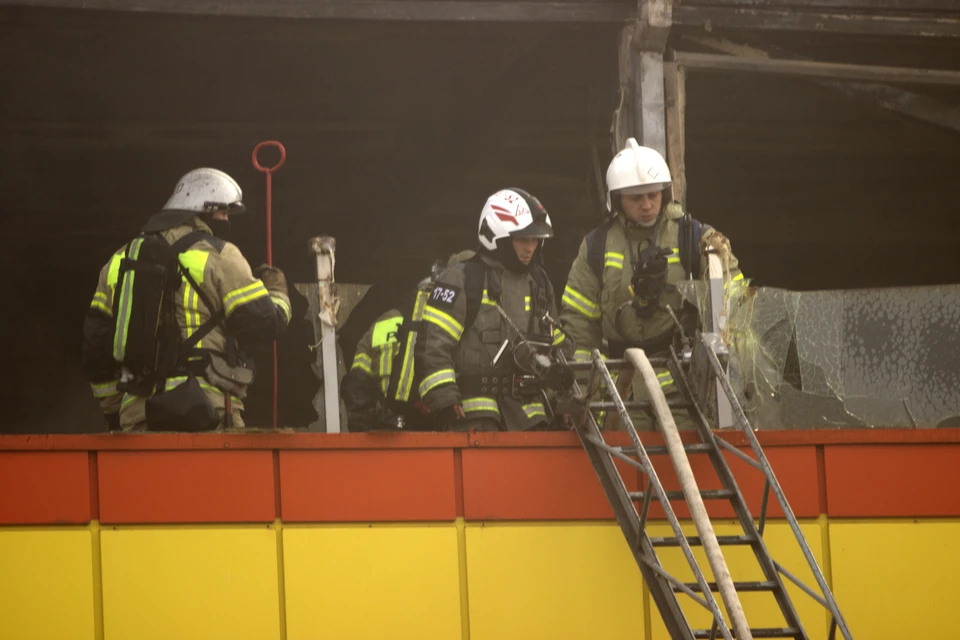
[604,252,624,270]
[725,272,746,291]
[462,396,499,415]
[423,306,464,341]
[372,316,403,347]
[395,292,430,402]
[562,285,601,320]
[90,291,112,316]
[524,296,531,312]
[121,393,138,410]
[113,238,144,361]
[481,289,496,306]
[419,369,456,397]
[223,282,269,316]
[657,371,674,388]
[552,328,566,346]
[165,376,239,402]
[667,248,680,265]
[272,295,291,322]
[90,380,120,399]
[574,349,591,362]
[183,281,202,349]
[379,342,395,395]
[351,352,373,374]
[522,402,546,419]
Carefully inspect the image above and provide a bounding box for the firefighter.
[82,168,291,431]
[418,189,571,432]
[342,252,475,432]
[559,139,744,428]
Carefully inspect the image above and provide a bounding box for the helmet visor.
[510,218,553,239]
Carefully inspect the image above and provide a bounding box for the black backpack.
[111,230,223,395]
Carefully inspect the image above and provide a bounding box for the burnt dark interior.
[2,7,958,433]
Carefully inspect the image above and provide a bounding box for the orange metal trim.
[0,451,91,525]
[2,428,959,452]
[644,445,821,520]
[824,443,960,517]
[98,450,276,524]
[279,449,457,522]
[461,447,640,521]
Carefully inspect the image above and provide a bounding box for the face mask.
[200,213,232,241]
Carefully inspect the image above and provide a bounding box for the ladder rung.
[694,629,802,638]
[630,489,735,501]
[676,581,778,593]
[650,535,755,547]
[622,443,713,456]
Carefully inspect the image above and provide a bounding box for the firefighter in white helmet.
[559,139,745,428]
[417,189,573,432]
[81,168,291,431]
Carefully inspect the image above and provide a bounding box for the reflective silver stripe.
[561,285,601,320]
[113,238,143,361]
[462,396,499,415]
[395,291,430,402]
[604,252,624,270]
[419,369,456,397]
[352,352,373,374]
[379,342,395,395]
[574,349,591,362]
[423,306,464,341]
[522,402,546,419]
[90,380,120,399]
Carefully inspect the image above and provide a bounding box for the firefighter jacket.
[82,217,291,423]
[348,309,404,398]
[418,252,571,431]
[560,213,743,392]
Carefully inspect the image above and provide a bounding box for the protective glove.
[253,264,288,296]
[435,403,466,430]
[105,412,121,432]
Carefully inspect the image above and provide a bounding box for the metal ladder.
[567,337,852,639]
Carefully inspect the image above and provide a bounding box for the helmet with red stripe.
[477,188,553,251]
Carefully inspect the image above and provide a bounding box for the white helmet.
[477,188,553,252]
[163,168,245,214]
[605,138,672,211]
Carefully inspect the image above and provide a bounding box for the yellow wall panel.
[100,527,280,640]
[648,520,829,640]
[0,528,95,640]
[465,522,645,640]
[831,520,960,640]
[284,524,462,640]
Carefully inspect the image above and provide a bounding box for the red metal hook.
[252,140,286,429]
[252,140,286,266]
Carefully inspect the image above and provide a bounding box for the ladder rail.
[701,338,854,639]
[574,368,695,640]
[585,349,737,640]
[625,348,754,640]
[669,349,808,638]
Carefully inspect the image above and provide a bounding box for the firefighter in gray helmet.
[560,140,744,428]
[418,189,572,432]
[82,168,291,431]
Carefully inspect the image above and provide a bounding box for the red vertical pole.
[252,140,286,429]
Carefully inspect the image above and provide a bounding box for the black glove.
[435,403,465,430]
[253,264,288,295]
[629,244,672,318]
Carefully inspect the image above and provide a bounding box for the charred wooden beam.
[675,51,960,86]
[682,34,960,135]
[0,0,636,22]
[673,6,960,38]
[664,61,687,206]
[634,0,672,157]
[683,0,957,11]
